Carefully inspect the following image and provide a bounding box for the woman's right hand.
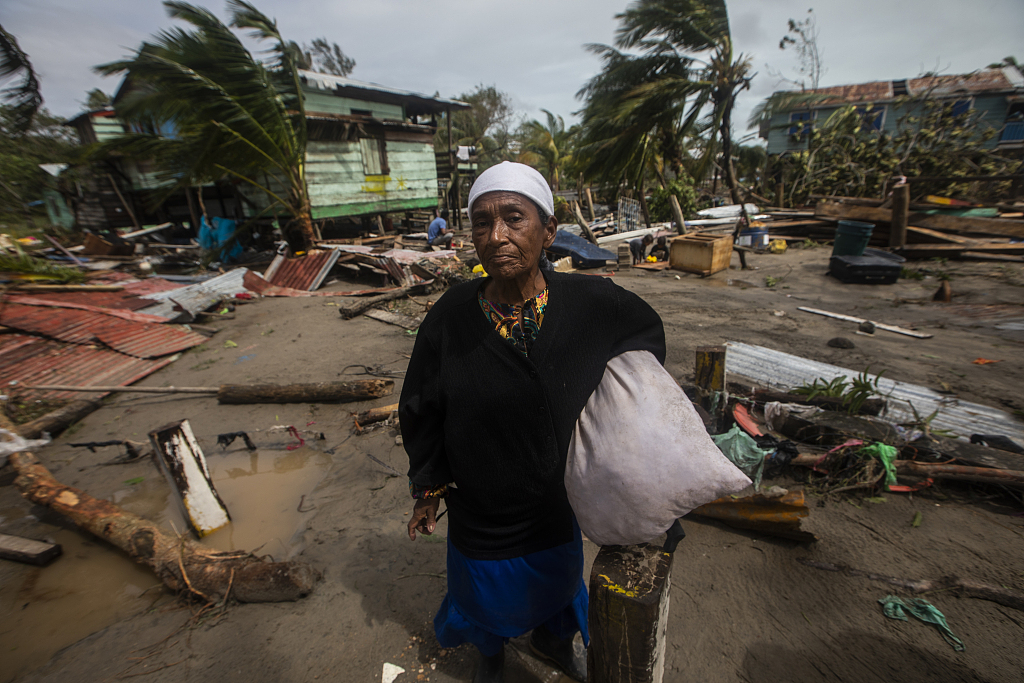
[408,498,440,541]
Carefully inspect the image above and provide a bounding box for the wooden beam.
[905,226,969,244]
[889,185,909,247]
[588,544,673,683]
[585,187,596,222]
[572,201,599,245]
[898,243,1024,259]
[815,201,1024,239]
[669,194,687,235]
[149,419,231,538]
[0,532,62,565]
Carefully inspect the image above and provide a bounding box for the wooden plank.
[695,346,727,428]
[816,201,1024,239]
[149,419,231,538]
[899,243,1024,258]
[0,532,62,565]
[589,544,673,683]
[906,226,969,244]
[797,307,933,339]
[364,309,422,330]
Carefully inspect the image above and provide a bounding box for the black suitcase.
[829,249,905,284]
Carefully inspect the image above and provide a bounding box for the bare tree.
[768,8,824,91]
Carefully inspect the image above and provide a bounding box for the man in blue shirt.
[428,208,453,248]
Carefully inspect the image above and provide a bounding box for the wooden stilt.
[694,346,727,429]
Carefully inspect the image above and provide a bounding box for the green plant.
[793,368,886,414]
[0,249,87,283]
[765,275,779,287]
[649,177,698,222]
[900,267,924,280]
[792,375,849,400]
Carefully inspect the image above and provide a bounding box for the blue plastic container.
[737,226,769,250]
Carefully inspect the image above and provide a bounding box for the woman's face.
[470,191,556,282]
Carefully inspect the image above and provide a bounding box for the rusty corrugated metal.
[0,333,177,401]
[5,295,170,323]
[265,250,341,291]
[809,68,1018,105]
[0,303,206,358]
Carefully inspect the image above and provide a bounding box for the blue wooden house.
[759,65,1024,156]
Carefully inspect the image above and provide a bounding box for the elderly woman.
[400,162,665,683]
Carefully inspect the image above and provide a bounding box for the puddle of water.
[0,447,331,680]
[0,527,159,683]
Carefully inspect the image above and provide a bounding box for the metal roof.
[138,268,251,321]
[798,67,1024,106]
[0,303,206,358]
[5,295,170,323]
[0,333,177,401]
[724,342,1024,444]
[299,70,470,115]
[4,279,186,312]
[263,250,341,291]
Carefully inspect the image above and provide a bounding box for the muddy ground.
[2,244,1023,683]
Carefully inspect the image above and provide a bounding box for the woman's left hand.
[408,498,440,540]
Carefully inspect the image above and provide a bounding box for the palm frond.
[0,24,42,133]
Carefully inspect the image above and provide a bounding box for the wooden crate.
[670,234,733,276]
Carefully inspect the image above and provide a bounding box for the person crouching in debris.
[428,207,453,248]
[629,233,654,264]
[400,161,665,683]
[649,235,670,261]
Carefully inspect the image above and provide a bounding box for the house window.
[855,104,885,131]
[949,99,972,117]
[359,137,388,175]
[351,109,372,117]
[1001,103,1024,143]
[788,110,814,139]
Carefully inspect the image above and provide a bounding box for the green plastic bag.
[860,443,898,488]
[879,595,964,651]
[711,424,771,489]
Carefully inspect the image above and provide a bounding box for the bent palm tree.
[95,0,315,250]
[520,109,575,191]
[0,24,43,133]
[578,0,753,203]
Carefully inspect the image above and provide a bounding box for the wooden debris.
[690,490,815,542]
[364,309,422,330]
[353,403,399,428]
[337,286,416,319]
[797,307,932,339]
[815,201,1024,240]
[0,532,62,566]
[2,414,317,602]
[26,380,394,405]
[149,420,231,538]
[572,201,599,245]
[589,544,673,683]
[933,281,952,303]
[695,346,727,429]
[16,399,103,440]
[889,184,909,247]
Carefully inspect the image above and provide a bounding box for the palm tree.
[578,0,753,204]
[0,24,42,133]
[519,109,575,191]
[95,1,316,250]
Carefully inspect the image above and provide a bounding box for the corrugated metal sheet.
[807,68,1020,105]
[0,303,206,358]
[138,268,250,320]
[264,250,341,291]
[299,69,469,111]
[0,333,177,401]
[6,295,171,323]
[724,342,1024,444]
[3,279,185,312]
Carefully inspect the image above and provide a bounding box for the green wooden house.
[759,65,1024,156]
[64,72,468,231]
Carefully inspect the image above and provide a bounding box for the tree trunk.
[216,380,394,405]
[17,399,103,440]
[1,419,318,603]
[719,98,743,206]
[292,206,317,253]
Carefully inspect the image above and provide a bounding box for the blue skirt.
[434,520,589,656]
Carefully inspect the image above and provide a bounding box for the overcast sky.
[3,0,1022,141]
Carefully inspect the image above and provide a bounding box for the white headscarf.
[466,161,554,218]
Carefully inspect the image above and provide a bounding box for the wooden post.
[639,187,653,230]
[586,187,596,222]
[775,182,785,209]
[669,194,687,234]
[694,346,727,429]
[0,533,62,566]
[890,183,910,247]
[588,544,674,683]
[149,419,231,538]
[572,201,599,244]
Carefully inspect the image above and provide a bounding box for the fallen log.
[17,399,102,440]
[337,286,414,319]
[1,417,318,602]
[353,402,399,427]
[25,380,394,405]
[790,454,1024,489]
[797,558,1024,613]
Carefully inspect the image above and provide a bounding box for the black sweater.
[399,271,666,560]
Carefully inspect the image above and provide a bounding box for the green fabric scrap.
[712,424,771,489]
[879,595,964,651]
[860,443,898,488]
